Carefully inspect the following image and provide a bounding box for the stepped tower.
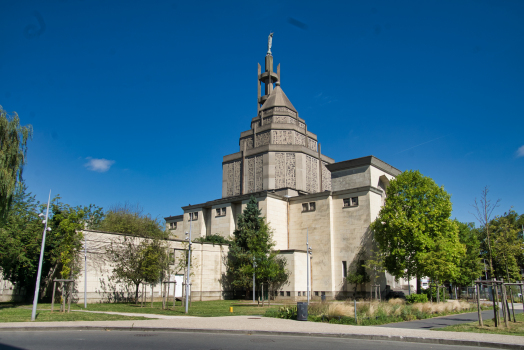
[222,36,334,198]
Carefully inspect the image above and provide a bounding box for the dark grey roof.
[164,215,183,221]
[326,155,401,176]
[260,85,297,112]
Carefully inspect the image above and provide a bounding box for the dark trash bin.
[321,295,326,303]
[297,302,308,321]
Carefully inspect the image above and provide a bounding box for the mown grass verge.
[437,310,524,336]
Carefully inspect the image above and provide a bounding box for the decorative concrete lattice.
[306,155,318,193]
[240,137,253,151]
[246,155,263,194]
[307,138,317,151]
[255,156,263,191]
[226,160,242,197]
[262,117,272,125]
[286,153,296,188]
[275,152,286,188]
[322,162,332,191]
[233,160,241,196]
[255,131,271,148]
[298,121,305,129]
[274,106,297,117]
[272,130,294,145]
[247,157,255,193]
[295,132,306,147]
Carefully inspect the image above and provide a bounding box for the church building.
[164,40,402,300]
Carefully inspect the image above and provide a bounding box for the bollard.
[230,307,233,313]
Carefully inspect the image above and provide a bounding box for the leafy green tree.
[451,221,483,287]
[0,184,101,300]
[99,203,165,238]
[226,196,289,297]
[108,236,168,303]
[0,183,44,299]
[489,210,523,281]
[347,259,370,297]
[370,170,464,293]
[0,106,32,221]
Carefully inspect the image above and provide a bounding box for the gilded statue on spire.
[267,33,273,55]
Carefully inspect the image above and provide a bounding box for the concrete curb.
[0,326,521,350]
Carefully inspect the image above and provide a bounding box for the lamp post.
[84,234,87,308]
[306,228,312,304]
[31,190,51,321]
[185,212,193,314]
[252,255,257,303]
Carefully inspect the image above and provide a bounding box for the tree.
[99,203,165,238]
[107,236,167,303]
[0,183,44,299]
[347,255,370,298]
[471,186,500,280]
[0,184,102,300]
[489,210,523,281]
[226,196,289,298]
[0,106,32,221]
[370,170,464,293]
[451,221,483,287]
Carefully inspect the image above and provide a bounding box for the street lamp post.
[306,228,312,304]
[253,255,257,303]
[31,190,51,321]
[185,213,193,314]
[84,234,87,308]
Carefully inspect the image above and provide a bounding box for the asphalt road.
[0,330,497,350]
[379,307,524,329]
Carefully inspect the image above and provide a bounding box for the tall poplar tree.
[0,106,32,221]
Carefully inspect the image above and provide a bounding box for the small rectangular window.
[286,291,290,297]
[298,291,301,296]
[351,197,359,206]
[280,291,284,296]
[302,203,309,212]
[189,212,198,221]
[222,207,226,215]
[342,261,347,278]
[169,222,177,230]
[309,202,315,211]
[321,291,326,296]
[216,208,221,216]
[314,291,319,297]
[343,198,350,207]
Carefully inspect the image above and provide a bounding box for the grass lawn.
[437,310,524,336]
[66,299,280,317]
[0,300,280,321]
[0,303,151,323]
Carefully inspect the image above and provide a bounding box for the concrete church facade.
[163,46,403,300]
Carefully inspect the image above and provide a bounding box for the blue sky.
[1,0,523,225]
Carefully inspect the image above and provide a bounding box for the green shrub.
[422,286,447,302]
[275,305,297,319]
[406,293,428,304]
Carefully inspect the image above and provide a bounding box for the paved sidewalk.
[1,315,523,349]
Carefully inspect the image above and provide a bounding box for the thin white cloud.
[516,145,524,158]
[84,157,115,172]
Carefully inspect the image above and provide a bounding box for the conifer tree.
[226,196,288,297]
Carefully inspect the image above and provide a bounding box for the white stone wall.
[265,196,288,251]
[75,230,230,304]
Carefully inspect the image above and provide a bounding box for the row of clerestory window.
[215,207,227,217]
[343,197,359,207]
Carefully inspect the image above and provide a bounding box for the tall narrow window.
[342,261,347,278]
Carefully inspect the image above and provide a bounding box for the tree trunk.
[416,275,421,294]
[135,283,140,304]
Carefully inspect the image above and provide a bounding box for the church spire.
[258,33,280,112]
